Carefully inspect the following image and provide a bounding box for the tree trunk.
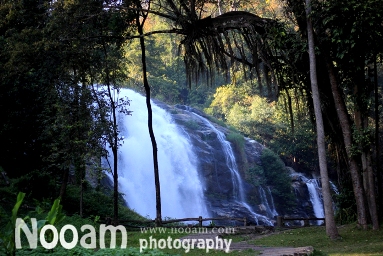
[136,9,162,226]
[80,176,83,217]
[366,148,379,230]
[356,108,379,230]
[106,81,118,225]
[305,0,339,239]
[285,89,295,134]
[374,58,382,222]
[59,168,69,199]
[112,145,118,225]
[103,42,119,225]
[325,59,368,229]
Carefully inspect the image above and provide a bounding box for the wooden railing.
[276,216,325,227]
[112,216,248,228]
[107,216,325,228]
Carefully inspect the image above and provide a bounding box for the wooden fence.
[276,216,325,227]
[107,216,325,228]
[112,216,248,228]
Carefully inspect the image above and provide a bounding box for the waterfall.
[330,181,339,195]
[191,113,245,201]
[306,179,324,225]
[293,172,324,225]
[267,187,279,217]
[189,112,273,226]
[258,186,279,218]
[109,89,209,219]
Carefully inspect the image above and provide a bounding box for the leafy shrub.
[9,170,57,201]
[260,148,296,213]
[226,131,248,174]
[63,185,115,218]
[62,185,146,222]
[334,186,357,224]
[184,120,199,130]
[246,164,266,187]
[15,246,174,255]
[226,131,245,150]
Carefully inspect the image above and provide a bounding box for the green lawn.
[251,224,383,256]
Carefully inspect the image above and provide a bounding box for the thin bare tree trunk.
[285,89,295,134]
[305,0,339,239]
[325,59,368,229]
[102,42,119,225]
[80,176,84,217]
[136,6,162,226]
[59,168,69,199]
[356,110,379,230]
[366,148,379,230]
[106,82,119,225]
[374,58,382,222]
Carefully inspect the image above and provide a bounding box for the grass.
[13,225,261,255]
[250,224,383,256]
[127,227,260,255]
[9,212,383,255]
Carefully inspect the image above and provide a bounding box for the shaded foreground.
[9,221,383,255]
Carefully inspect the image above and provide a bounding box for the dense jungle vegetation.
[1,0,383,254]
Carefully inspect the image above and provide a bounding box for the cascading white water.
[191,113,245,201]
[267,187,279,217]
[306,179,324,225]
[330,181,339,195]
[190,112,273,226]
[298,177,324,225]
[258,186,279,218]
[109,89,209,219]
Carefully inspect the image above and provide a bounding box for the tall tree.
[304,0,339,239]
[315,0,383,229]
[134,0,163,226]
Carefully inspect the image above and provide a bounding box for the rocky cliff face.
[150,102,323,225]
[171,105,266,223]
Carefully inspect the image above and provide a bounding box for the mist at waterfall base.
[106,89,209,219]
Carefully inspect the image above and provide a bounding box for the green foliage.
[260,149,296,212]
[204,115,228,129]
[206,85,318,175]
[62,184,144,221]
[63,184,115,218]
[10,170,57,202]
[246,165,266,187]
[226,132,245,151]
[269,121,318,174]
[350,125,374,156]
[45,198,66,227]
[0,0,132,192]
[14,246,173,255]
[184,120,200,130]
[0,193,67,255]
[226,131,248,175]
[334,187,357,225]
[0,192,25,256]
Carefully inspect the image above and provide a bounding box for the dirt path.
[181,232,314,255]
